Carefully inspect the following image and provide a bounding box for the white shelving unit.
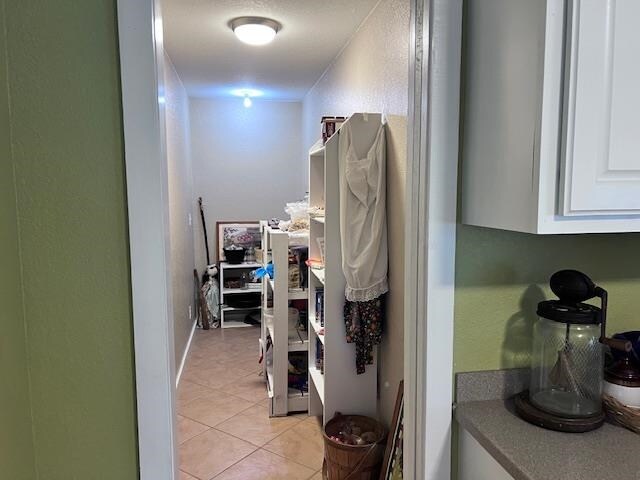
[307,113,380,424]
[260,223,309,416]
[219,262,261,329]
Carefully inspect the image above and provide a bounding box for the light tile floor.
[178,325,324,480]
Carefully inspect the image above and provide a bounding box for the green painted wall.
[0,1,37,477]
[454,225,640,373]
[3,0,139,478]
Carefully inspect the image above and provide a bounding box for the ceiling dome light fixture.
[243,95,252,108]
[230,17,281,46]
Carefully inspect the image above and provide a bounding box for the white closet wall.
[189,97,306,269]
[163,51,196,368]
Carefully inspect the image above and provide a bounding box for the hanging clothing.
[344,296,384,374]
[338,120,388,302]
[338,117,388,374]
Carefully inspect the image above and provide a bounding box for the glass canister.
[518,270,633,432]
[529,313,603,417]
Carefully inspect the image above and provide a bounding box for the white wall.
[190,97,305,270]
[164,51,196,368]
[302,0,409,151]
[302,0,410,427]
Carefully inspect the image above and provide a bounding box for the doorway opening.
[117,0,461,479]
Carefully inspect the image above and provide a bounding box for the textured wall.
[454,227,640,372]
[3,1,139,478]
[380,115,407,426]
[302,0,410,428]
[0,1,36,476]
[164,52,196,367]
[190,97,306,269]
[302,0,409,156]
[452,228,640,478]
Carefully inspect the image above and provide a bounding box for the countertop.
[456,390,640,480]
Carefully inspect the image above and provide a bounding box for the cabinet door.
[459,429,515,480]
[560,0,640,216]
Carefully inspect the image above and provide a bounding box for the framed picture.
[216,221,261,262]
[380,381,404,480]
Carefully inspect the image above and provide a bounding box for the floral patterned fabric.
[344,295,384,374]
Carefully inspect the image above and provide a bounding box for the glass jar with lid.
[516,270,631,432]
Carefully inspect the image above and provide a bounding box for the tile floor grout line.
[181,429,259,480]
[179,327,326,478]
[180,371,261,391]
[259,414,320,445]
[207,447,319,480]
[257,446,324,474]
[216,414,303,446]
[177,414,213,430]
[208,416,299,449]
[206,442,258,480]
[260,443,323,472]
[178,389,269,427]
[177,385,224,408]
[179,388,258,412]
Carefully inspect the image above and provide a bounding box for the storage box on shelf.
[307,114,380,425]
[219,261,262,329]
[260,222,309,416]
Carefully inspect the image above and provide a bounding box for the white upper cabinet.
[561,0,640,217]
[462,0,640,233]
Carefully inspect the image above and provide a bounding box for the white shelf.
[308,366,324,403]
[309,316,325,345]
[310,268,325,285]
[288,289,307,300]
[287,389,309,413]
[266,318,275,342]
[222,286,261,295]
[306,115,380,422]
[309,142,325,156]
[220,262,261,269]
[267,277,308,300]
[221,305,260,312]
[288,340,308,352]
[260,223,309,417]
[266,369,274,397]
[264,308,309,352]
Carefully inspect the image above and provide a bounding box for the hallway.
[177,326,324,479]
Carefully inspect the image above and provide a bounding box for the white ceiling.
[161,0,381,101]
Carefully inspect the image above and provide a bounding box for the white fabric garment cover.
[338,118,388,302]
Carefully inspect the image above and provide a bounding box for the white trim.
[176,320,197,388]
[404,0,462,479]
[117,1,178,479]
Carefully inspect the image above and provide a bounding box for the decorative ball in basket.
[322,414,386,480]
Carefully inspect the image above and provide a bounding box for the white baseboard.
[176,320,197,387]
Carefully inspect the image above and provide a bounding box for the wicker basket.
[322,415,386,480]
[603,394,640,434]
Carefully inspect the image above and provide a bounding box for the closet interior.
[162,1,409,478]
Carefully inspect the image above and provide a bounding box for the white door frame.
[116,0,461,478]
[117,0,179,479]
[404,0,462,478]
